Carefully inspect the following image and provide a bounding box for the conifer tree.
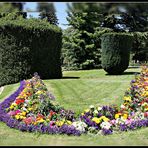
[62,3,105,70]
[37,2,58,25]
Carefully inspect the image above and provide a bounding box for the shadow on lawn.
[62,76,80,79]
[122,71,140,75]
[105,71,140,76]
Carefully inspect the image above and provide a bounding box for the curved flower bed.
[0,66,148,136]
[0,74,81,136]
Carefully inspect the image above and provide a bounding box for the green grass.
[45,67,141,113]
[1,67,147,146]
[0,83,19,102]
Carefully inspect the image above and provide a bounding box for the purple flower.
[119,124,128,131]
[101,128,113,135]
[18,123,28,131]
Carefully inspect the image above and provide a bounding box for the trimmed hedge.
[0,17,62,86]
[101,33,133,75]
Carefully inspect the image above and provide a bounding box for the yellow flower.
[56,120,64,126]
[122,114,128,119]
[22,111,27,116]
[37,119,45,123]
[9,105,14,110]
[33,122,38,125]
[81,113,84,116]
[65,120,72,125]
[11,103,17,107]
[101,116,109,122]
[15,115,20,120]
[92,117,101,124]
[19,116,24,120]
[46,119,50,122]
[115,113,121,119]
[145,86,148,91]
[127,88,130,91]
[28,108,33,111]
[145,92,148,97]
[36,90,42,95]
[123,96,131,102]
[84,109,90,113]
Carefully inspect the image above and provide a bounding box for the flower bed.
[0,66,148,136]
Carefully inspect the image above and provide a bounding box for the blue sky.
[24,2,69,29]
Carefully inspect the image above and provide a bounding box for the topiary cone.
[101,32,133,75]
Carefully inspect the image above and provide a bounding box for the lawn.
[1,67,148,146]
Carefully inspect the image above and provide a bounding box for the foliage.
[37,2,58,25]
[0,2,26,19]
[131,32,148,63]
[101,32,133,75]
[62,3,106,70]
[0,17,62,86]
[0,2,19,13]
[101,3,148,32]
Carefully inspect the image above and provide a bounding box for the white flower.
[93,110,98,115]
[120,104,125,109]
[89,105,95,109]
[72,121,87,132]
[25,99,30,103]
[100,121,112,130]
[134,112,145,119]
[22,107,27,111]
[24,103,28,107]
[115,118,125,125]
[97,106,102,111]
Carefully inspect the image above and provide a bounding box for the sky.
[24,2,69,29]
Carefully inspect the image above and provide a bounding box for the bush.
[62,27,113,71]
[0,17,62,86]
[101,32,133,75]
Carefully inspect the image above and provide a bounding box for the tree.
[0,2,26,19]
[62,3,105,70]
[100,3,148,32]
[37,2,58,25]
[101,33,133,75]
[100,3,148,64]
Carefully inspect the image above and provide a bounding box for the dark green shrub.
[0,17,62,86]
[101,33,133,75]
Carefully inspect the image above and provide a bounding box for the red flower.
[15,99,25,105]
[47,110,56,119]
[37,113,44,119]
[144,112,148,117]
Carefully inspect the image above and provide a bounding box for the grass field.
[1,67,148,146]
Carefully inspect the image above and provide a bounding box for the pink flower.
[23,116,35,125]
[7,111,16,116]
[15,110,21,115]
[125,118,133,125]
[110,119,116,125]
[49,121,56,127]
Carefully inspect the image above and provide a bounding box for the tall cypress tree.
[37,2,58,25]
